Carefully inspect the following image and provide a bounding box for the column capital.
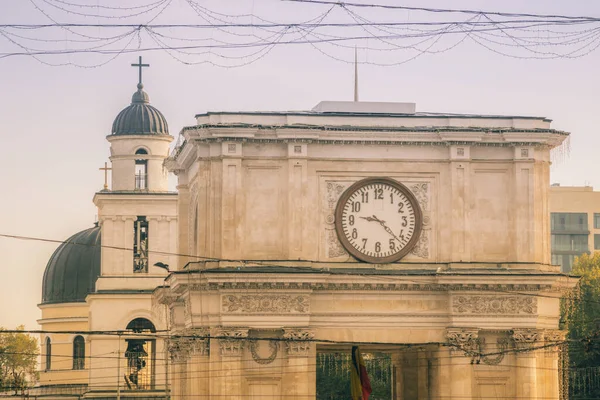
[283,328,314,356]
[217,327,249,357]
[167,336,195,364]
[446,328,480,357]
[543,329,567,353]
[511,328,544,351]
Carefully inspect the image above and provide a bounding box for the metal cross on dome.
[131,56,149,86]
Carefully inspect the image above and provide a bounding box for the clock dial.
[334,178,422,263]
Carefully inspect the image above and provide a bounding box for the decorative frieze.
[190,281,553,292]
[283,329,314,356]
[511,328,543,351]
[452,296,537,315]
[217,328,248,357]
[222,295,310,314]
[446,328,480,357]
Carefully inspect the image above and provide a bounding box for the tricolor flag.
[350,346,372,400]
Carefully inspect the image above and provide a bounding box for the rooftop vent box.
[312,101,416,114]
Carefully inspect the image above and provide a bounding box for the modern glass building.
[550,185,600,272]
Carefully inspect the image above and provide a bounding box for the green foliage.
[565,253,600,399]
[0,326,39,394]
[568,253,600,367]
[316,353,392,400]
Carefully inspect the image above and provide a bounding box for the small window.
[45,337,51,371]
[594,214,600,229]
[595,234,600,250]
[133,217,149,273]
[73,336,85,370]
[135,149,148,190]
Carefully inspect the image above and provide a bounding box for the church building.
[37,59,576,400]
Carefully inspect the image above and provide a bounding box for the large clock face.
[334,177,422,263]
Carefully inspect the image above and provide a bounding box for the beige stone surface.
[159,106,576,399]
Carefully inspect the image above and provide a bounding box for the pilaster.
[543,330,567,400]
[215,327,248,400]
[446,328,479,400]
[282,328,316,398]
[511,328,543,400]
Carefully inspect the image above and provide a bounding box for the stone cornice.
[167,124,567,170]
[164,274,572,294]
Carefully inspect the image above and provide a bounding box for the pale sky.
[1,0,599,330]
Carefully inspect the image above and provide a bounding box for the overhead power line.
[284,0,600,21]
[2,0,600,67]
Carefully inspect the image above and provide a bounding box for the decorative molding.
[183,299,191,321]
[479,337,509,365]
[188,180,199,257]
[410,231,429,258]
[283,329,314,356]
[511,329,543,351]
[446,328,480,357]
[544,330,567,353]
[452,296,537,315]
[325,181,350,259]
[327,230,347,258]
[166,337,194,363]
[189,281,554,292]
[167,329,211,361]
[248,340,278,365]
[409,183,429,212]
[222,295,310,314]
[218,328,248,357]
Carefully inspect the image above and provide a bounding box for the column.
[188,329,210,398]
[216,327,248,400]
[446,328,479,400]
[391,352,404,400]
[167,336,193,400]
[512,329,543,400]
[544,330,567,400]
[283,328,316,399]
[431,346,451,400]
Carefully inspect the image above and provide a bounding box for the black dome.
[41,226,101,305]
[111,83,169,136]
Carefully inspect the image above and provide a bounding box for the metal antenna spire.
[354,46,359,102]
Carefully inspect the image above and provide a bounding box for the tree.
[0,326,39,395]
[568,253,600,366]
[565,252,600,399]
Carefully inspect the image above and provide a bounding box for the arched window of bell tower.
[124,318,156,390]
[135,148,148,190]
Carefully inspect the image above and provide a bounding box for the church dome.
[41,226,101,305]
[111,83,169,136]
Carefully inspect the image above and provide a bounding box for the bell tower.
[108,57,171,192]
[93,57,177,277]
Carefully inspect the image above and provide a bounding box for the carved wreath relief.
[323,179,431,260]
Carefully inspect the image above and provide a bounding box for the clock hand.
[359,213,404,244]
[360,216,378,222]
[371,215,403,243]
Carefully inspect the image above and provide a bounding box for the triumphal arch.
[156,101,576,399]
